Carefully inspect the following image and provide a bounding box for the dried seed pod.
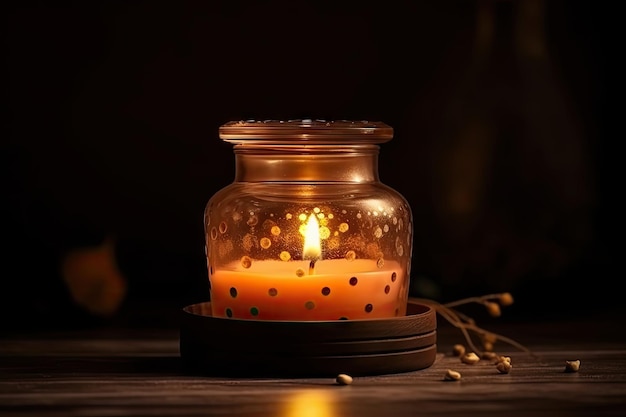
[444,369,462,381]
[336,373,353,385]
[499,292,514,306]
[452,344,466,357]
[496,360,513,374]
[564,360,581,373]
[482,341,494,352]
[482,332,498,345]
[461,352,480,365]
[485,301,502,317]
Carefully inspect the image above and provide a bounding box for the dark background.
[3,0,619,332]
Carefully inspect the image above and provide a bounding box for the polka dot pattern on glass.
[219,269,401,320]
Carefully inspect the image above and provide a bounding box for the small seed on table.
[452,344,466,356]
[482,351,497,360]
[461,352,480,364]
[336,373,353,385]
[496,360,512,374]
[444,369,462,381]
[564,360,580,373]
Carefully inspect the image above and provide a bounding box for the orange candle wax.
[209,258,408,321]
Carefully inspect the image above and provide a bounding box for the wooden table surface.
[2,310,625,417]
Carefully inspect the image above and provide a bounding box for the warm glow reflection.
[303,213,321,261]
[282,390,336,417]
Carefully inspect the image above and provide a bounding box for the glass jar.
[204,120,413,321]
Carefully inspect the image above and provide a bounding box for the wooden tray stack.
[180,301,437,377]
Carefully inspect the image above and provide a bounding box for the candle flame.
[303,213,321,262]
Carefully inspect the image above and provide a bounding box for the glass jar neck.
[232,144,381,183]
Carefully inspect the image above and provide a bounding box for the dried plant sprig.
[442,292,515,309]
[428,300,484,354]
[409,293,536,358]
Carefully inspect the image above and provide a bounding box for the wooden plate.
[179,301,437,377]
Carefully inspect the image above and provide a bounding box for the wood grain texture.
[183,329,437,356]
[2,318,626,417]
[182,343,438,378]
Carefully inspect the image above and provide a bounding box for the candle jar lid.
[219,119,393,143]
[205,119,412,322]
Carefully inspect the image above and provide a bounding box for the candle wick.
[309,259,316,275]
